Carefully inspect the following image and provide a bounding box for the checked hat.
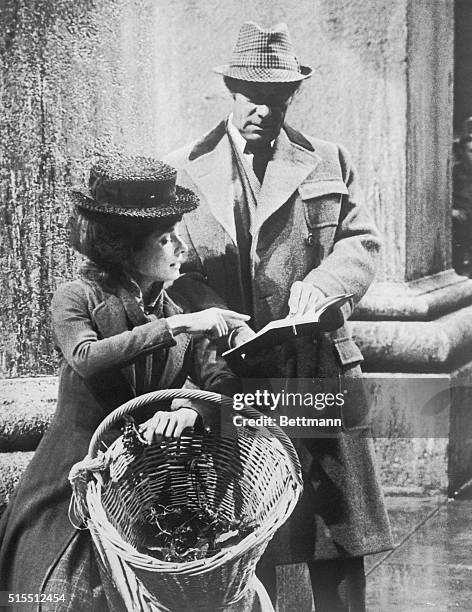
[71,156,199,219]
[214,21,312,83]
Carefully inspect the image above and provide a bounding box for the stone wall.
[0,375,451,517]
[0,0,409,375]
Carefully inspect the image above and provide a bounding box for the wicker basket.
[70,389,303,612]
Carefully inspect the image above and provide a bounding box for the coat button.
[305,232,315,247]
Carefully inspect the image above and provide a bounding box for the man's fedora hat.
[214,21,312,83]
[71,156,199,218]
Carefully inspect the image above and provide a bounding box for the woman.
[0,156,248,611]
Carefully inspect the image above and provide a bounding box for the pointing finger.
[288,282,302,315]
[219,315,228,336]
[221,310,251,321]
[297,286,312,317]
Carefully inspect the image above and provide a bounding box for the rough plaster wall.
[0,0,408,375]
[0,0,164,375]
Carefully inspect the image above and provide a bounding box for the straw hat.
[72,156,199,218]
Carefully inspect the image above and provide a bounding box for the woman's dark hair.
[69,207,182,278]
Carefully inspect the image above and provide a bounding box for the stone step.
[0,377,57,516]
[0,451,34,515]
[0,376,57,451]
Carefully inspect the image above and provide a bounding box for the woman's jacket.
[0,270,239,599]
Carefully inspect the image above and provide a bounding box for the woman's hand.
[167,307,250,339]
[140,408,199,443]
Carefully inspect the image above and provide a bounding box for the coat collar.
[89,279,190,393]
[91,281,184,337]
[184,120,237,242]
[254,127,321,235]
[183,120,322,241]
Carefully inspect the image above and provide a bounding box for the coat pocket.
[332,337,371,432]
[299,181,348,260]
[333,336,364,369]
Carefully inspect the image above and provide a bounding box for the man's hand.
[140,408,198,444]
[287,281,325,317]
[167,307,250,339]
[229,325,257,348]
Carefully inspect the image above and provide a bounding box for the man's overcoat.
[165,121,393,561]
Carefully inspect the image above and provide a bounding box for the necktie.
[244,142,273,184]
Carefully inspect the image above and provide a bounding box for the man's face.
[230,81,297,146]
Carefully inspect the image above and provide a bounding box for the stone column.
[351,0,472,495]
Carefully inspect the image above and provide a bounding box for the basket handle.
[87,389,302,482]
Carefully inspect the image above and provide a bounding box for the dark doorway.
[454,1,472,133]
[452,0,472,275]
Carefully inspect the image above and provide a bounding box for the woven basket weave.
[70,389,303,612]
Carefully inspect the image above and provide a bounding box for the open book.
[222,293,353,357]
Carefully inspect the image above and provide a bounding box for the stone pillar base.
[352,271,472,495]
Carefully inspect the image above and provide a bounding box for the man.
[166,21,392,612]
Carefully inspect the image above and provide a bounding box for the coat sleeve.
[169,272,228,310]
[51,282,176,379]
[169,272,255,349]
[165,280,242,429]
[180,336,241,431]
[169,283,243,396]
[303,144,382,313]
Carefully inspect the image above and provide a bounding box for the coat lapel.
[91,293,137,397]
[184,121,322,245]
[91,288,193,395]
[253,128,322,237]
[157,294,191,388]
[92,294,130,338]
[183,125,237,244]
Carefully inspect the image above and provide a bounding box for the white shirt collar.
[227,114,275,155]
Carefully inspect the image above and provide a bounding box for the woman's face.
[131,222,188,283]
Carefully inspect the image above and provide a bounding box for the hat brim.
[213,64,312,82]
[71,186,199,218]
